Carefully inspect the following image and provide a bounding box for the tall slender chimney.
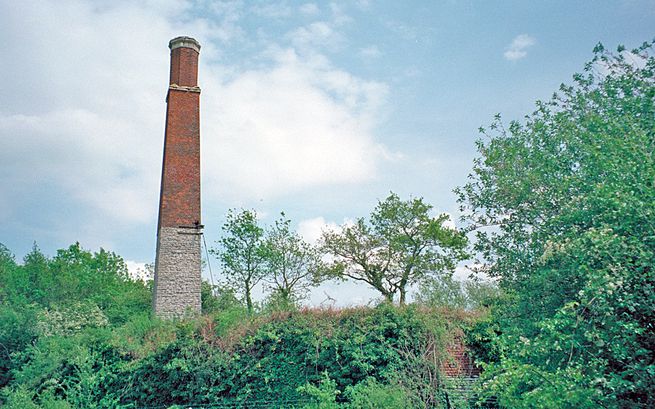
[153,36,202,318]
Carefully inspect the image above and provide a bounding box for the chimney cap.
[169,36,201,53]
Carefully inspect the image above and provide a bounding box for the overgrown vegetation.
[0,243,478,408]
[458,41,655,407]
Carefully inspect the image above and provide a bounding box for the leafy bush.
[298,372,340,409]
[458,41,655,407]
[36,301,109,337]
[346,377,409,409]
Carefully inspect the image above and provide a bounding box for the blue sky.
[1,0,653,304]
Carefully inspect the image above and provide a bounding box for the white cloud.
[453,265,471,281]
[202,47,389,201]
[0,109,157,224]
[453,263,490,281]
[503,34,536,61]
[439,212,457,230]
[297,216,339,243]
[384,20,418,41]
[355,0,371,9]
[359,45,381,59]
[0,1,176,231]
[329,2,352,25]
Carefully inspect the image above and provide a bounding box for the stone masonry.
[153,36,203,318]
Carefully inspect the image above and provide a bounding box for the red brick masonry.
[169,46,199,87]
[158,44,201,229]
[442,337,482,378]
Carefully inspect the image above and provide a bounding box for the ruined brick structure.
[442,337,482,378]
[153,36,203,318]
[441,335,482,402]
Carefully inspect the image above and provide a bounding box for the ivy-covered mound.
[0,243,478,409]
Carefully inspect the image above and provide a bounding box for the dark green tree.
[321,193,468,304]
[457,41,655,407]
[0,242,150,398]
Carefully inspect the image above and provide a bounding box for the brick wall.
[169,46,199,87]
[442,336,482,378]
[158,88,201,228]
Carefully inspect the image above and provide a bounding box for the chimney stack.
[153,36,202,318]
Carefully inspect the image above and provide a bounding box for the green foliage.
[0,242,151,405]
[263,213,326,307]
[108,304,455,408]
[299,374,422,409]
[36,301,109,337]
[2,385,41,409]
[458,41,655,406]
[211,208,268,313]
[111,312,178,358]
[212,210,326,313]
[416,276,502,310]
[0,303,39,388]
[264,288,301,312]
[0,240,475,408]
[201,281,242,314]
[299,375,414,409]
[346,377,409,409]
[298,372,340,409]
[322,192,468,304]
[9,243,151,324]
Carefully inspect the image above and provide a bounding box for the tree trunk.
[281,288,294,310]
[245,280,253,314]
[281,288,291,303]
[399,272,409,306]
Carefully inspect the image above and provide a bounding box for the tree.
[457,41,655,407]
[211,209,267,313]
[415,275,501,310]
[0,242,151,394]
[263,213,325,308]
[321,193,468,304]
[201,281,241,314]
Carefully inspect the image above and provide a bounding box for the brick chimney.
[153,36,202,318]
